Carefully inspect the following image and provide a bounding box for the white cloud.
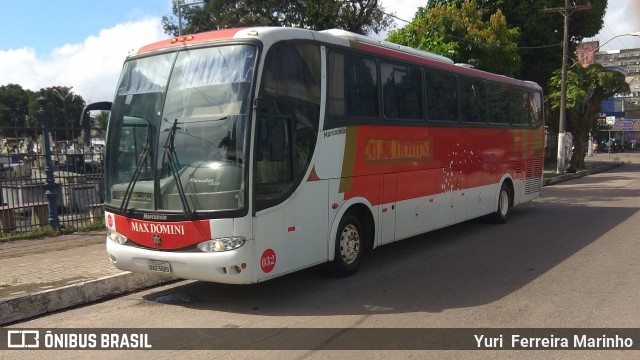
[592,0,640,50]
[0,18,166,102]
[381,0,425,25]
[377,0,426,39]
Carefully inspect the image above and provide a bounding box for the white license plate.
[148,260,171,273]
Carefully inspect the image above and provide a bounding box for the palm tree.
[91,111,109,139]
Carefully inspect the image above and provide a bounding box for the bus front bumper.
[106,238,257,284]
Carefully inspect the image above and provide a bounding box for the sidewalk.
[0,155,632,325]
[0,232,176,325]
[543,153,626,186]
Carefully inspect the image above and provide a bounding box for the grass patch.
[0,277,18,288]
[0,221,105,242]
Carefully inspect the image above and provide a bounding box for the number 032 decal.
[260,249,276,273]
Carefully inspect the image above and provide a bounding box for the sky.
[0,0,638,103]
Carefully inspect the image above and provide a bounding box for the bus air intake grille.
[525,158,543,194]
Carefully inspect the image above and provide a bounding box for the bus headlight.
[107,228,128,245]
[197,237,246,252]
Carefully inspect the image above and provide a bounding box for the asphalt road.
[4,162,640,359]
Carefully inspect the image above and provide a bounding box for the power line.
[518,43,562,50]
[383,11,412,24]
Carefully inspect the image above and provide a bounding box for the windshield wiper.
[164,118,196,219]
[119,118,151,215]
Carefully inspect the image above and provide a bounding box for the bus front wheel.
[490,182,513,224]
[328,213,364,277]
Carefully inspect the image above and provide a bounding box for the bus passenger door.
[252,111,327,281]
[379,173,397,245]
[252,41,324,280]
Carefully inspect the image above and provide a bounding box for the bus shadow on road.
[142,204,639,316]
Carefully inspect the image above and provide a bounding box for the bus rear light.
[197,236,246,252]
[107,228,128,245]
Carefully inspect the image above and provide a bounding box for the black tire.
[328,213,364,277]
[489,182,512,224]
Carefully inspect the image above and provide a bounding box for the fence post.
[36,93,60,230]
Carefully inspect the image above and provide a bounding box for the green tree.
[548,64,629,169]
[386,1,520,76]
[1,85,89,144]
[92,111,109,138]
[162,0,393,36]
[421,0,607,88]
[40,87,86,142]
[0,84,33,135]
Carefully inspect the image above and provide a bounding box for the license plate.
[148,260,171,273]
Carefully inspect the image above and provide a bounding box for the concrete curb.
[0,272,177,325]
[543,162,622,186]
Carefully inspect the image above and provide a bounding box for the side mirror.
[78,101,112,126]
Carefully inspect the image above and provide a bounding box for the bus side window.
[425,69,458,122]
[529,91,543,126]
[487,82,509,124]
[381,62,423,120]
[329,52,379,118]
[509,88,529,126]
[460,76,486,123]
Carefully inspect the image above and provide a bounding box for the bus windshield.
[105,44,256,214]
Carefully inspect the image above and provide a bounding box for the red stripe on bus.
[340,125,544,205]
[112,213,212,249]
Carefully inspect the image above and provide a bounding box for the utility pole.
[543,1,590,174]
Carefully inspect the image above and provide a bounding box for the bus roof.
[136,27,453,64]
[134,27,540,90]
[320,29,454,65]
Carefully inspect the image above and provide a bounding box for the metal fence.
[0,128,104,239]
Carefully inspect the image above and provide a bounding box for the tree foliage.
[548,64,629,169]
[162,0,393,36]
[0,84,86,141]
[41,87,86,142]
[386,1,520,76]
[92,111,109,138]
[0,84,31,135]
[421,0,607,88]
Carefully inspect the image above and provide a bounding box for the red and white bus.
[100,27,544,284]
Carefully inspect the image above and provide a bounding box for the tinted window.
[509,88,529,126]
[529,91,543,126]
[425,69,458,122]
[487,82,509,124]
[381,62,423,120]
[328,52,379,117]
[460,77,486,123]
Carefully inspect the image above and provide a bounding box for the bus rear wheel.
[490,182,512,224]
[328,213,364,277]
